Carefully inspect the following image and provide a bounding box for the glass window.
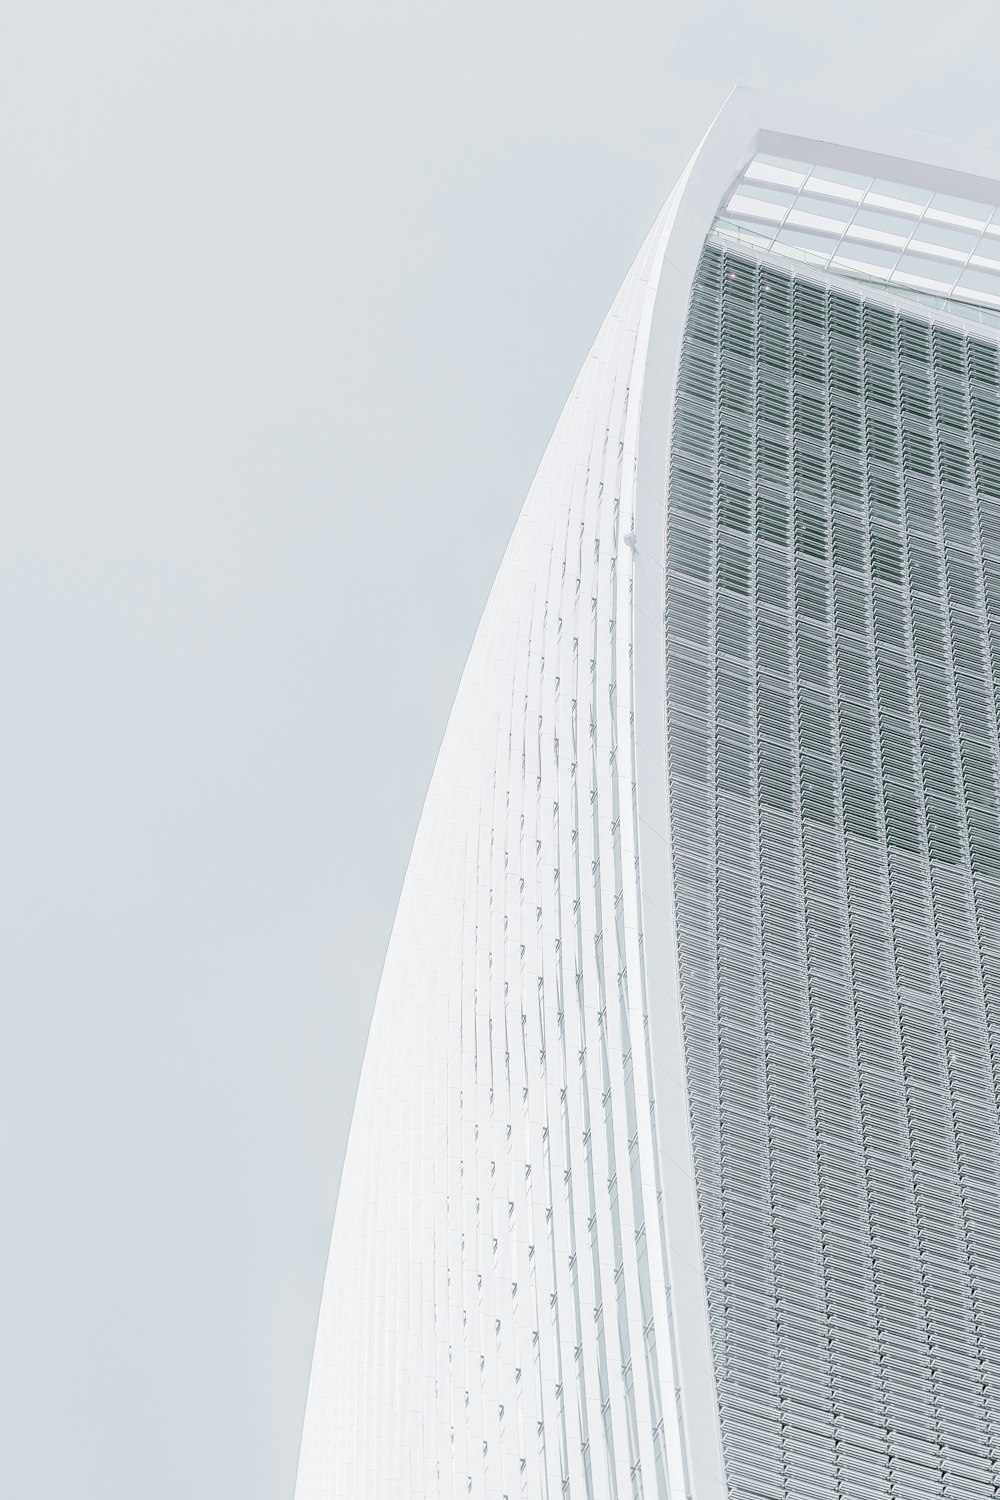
[956,265,1000,301]
[892,253,955,290]
[852,206,917,237]
[833,242,899,271]
[793,190,855,224]
[910,222,980,254]
[871,179,932,209]
[930,190,991,223]
[743,161,806,192]
[727,193,785,227]
[808,164,872,190]
[805,173,866,204]
[786,206,851,237]
[774,225,841,261]
[732,181,798,209]
[845,227,907,257]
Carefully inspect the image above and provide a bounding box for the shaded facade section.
[667,241,1000,1498]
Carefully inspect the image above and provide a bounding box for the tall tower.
[296,91,1000,1499]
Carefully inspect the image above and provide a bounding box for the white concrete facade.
[295,91,1000,1500]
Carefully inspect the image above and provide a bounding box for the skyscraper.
[296,90,1000,1499]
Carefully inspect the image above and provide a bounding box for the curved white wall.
[296,168,710,1499]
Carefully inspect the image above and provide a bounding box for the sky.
[3,2,1000,1496]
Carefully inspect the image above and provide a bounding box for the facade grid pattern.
[716,153,1000,322]
[667,240,1000,1500]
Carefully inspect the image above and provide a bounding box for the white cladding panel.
[295,177,713,1499]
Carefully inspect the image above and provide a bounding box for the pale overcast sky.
[4,2,1000,1497]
